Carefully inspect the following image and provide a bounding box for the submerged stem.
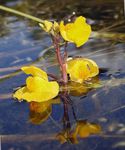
[61,94,71,129]
[47,73,59,81]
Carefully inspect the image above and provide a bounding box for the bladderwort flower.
[39,16,93,84]
[60,16,91,47]
[39,16,91,48]
[66,57,99,83]
[13,66,59,103]
[39,20,59,36]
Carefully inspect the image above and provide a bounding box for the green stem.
[0,5,44,23]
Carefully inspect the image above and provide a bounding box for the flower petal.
[59,16,91,47]
[13,76,59,103]
[21,66,48,81]
[26,76,44,92]
[74,16,86,24]
[13,87,27,101]
[60,21,72,42]
[66,58,99,83]
[39,20,53,32]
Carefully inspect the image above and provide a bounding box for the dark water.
[0,0,125,149]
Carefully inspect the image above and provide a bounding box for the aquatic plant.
[12,15,99,102]
[0,5,101,144]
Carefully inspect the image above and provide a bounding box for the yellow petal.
[68,16,91,47]
[59,16,91,47]
[66,58,99,83]
[21,66,48,81]
[27,77,58,102]
[74,16,86,24]
[39,20,53,32]
[53,21,59,32]
[13,87,27,101]
[26,76,44,92]
[60,21,71,42]
[13,76,59,102]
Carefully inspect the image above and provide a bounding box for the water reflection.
[27,79,102,144]
[29,98,60,125]
[57,120,101,144]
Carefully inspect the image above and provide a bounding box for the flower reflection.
[57,120,101,144]
[71,120,101,144]
[29,98,60,125]
[14,67,101,143]
[56,89,102,144]
[61,76,100,97]
[24,82,102,143]
[57,129,71,144]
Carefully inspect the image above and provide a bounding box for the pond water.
[0,0,125,149]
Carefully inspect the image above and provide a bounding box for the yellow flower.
[60,16,91,47]
[13,66,59,103]
[66,58,99,83]
[39,20,59,35]
[39,20,53,32]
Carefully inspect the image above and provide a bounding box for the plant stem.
[47,73,59,80]
[64,42,68,61]
[61,93,71,129]
[0,5,44,23]
[54,37,68,84]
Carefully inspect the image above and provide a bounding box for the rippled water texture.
[0,0,125,149]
